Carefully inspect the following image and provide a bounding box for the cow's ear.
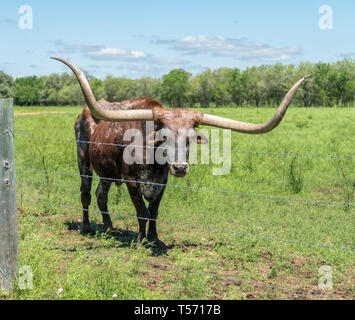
[147,131,160,145]
[193,131,208,144]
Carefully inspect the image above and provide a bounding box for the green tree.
[212,68,233,107]
[58,83,84,105]
[161,69,191,108]
[333,59,355,106]
[0,71,15,98]
[189,69,216,108]
[90,78,105,100]
[134,77,161,101]
[15,76,44,106]
[228,68,244,105]
[239,67,260,106]
[295,62,315,107]
[103,76,136,102]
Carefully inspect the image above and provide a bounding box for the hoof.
[136,234,147,249]
[103,223,114,232]
[81,223,90,234]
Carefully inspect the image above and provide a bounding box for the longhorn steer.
[53,57,310,247]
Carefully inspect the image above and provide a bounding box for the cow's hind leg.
[96,179,114,231]
[75,116,93,234]
[80,169,92,234]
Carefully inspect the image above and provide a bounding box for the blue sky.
[0,0,354,79]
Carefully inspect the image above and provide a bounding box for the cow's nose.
[173,163,188,172]
[172,162,189,175]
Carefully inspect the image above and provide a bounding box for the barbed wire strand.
[16,167,355,208]
[24,237,333,300]
[18,198,354,252]
[14,133,355,159]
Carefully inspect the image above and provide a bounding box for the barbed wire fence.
[12,132,355,300]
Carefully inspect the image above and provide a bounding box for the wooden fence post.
[0,98,18,293]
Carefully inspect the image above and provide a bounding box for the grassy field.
[1,105,354,300]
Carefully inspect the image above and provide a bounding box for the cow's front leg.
[96,179,113,231]
[147,188,166,247]
[126,181,150,247]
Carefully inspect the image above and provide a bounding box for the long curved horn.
[201,74,311,134]
[51,57,154,121]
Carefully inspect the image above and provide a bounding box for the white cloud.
[86,48,192,66]
[148,56,191,66]
[49,40,195,78]
[57,44,104,54]
[154,35,301,62]
[51,40,193,67]
[87,48,149,60]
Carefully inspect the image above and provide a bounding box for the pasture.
[2,106,354,300]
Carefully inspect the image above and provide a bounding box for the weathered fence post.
[0,98,18,293]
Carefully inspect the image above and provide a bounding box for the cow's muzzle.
[170,162,189,177]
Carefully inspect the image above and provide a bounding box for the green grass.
[2,106,354,300]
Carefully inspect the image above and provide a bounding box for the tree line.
[1,58,355,108]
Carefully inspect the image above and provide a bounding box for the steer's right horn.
[51,57,154,122]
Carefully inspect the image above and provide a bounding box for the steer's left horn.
[51,57,154,122]
[200,75,311,134]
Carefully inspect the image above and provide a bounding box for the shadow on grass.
[64,220,169,256]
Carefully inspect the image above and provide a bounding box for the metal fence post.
[0,98,18,293]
